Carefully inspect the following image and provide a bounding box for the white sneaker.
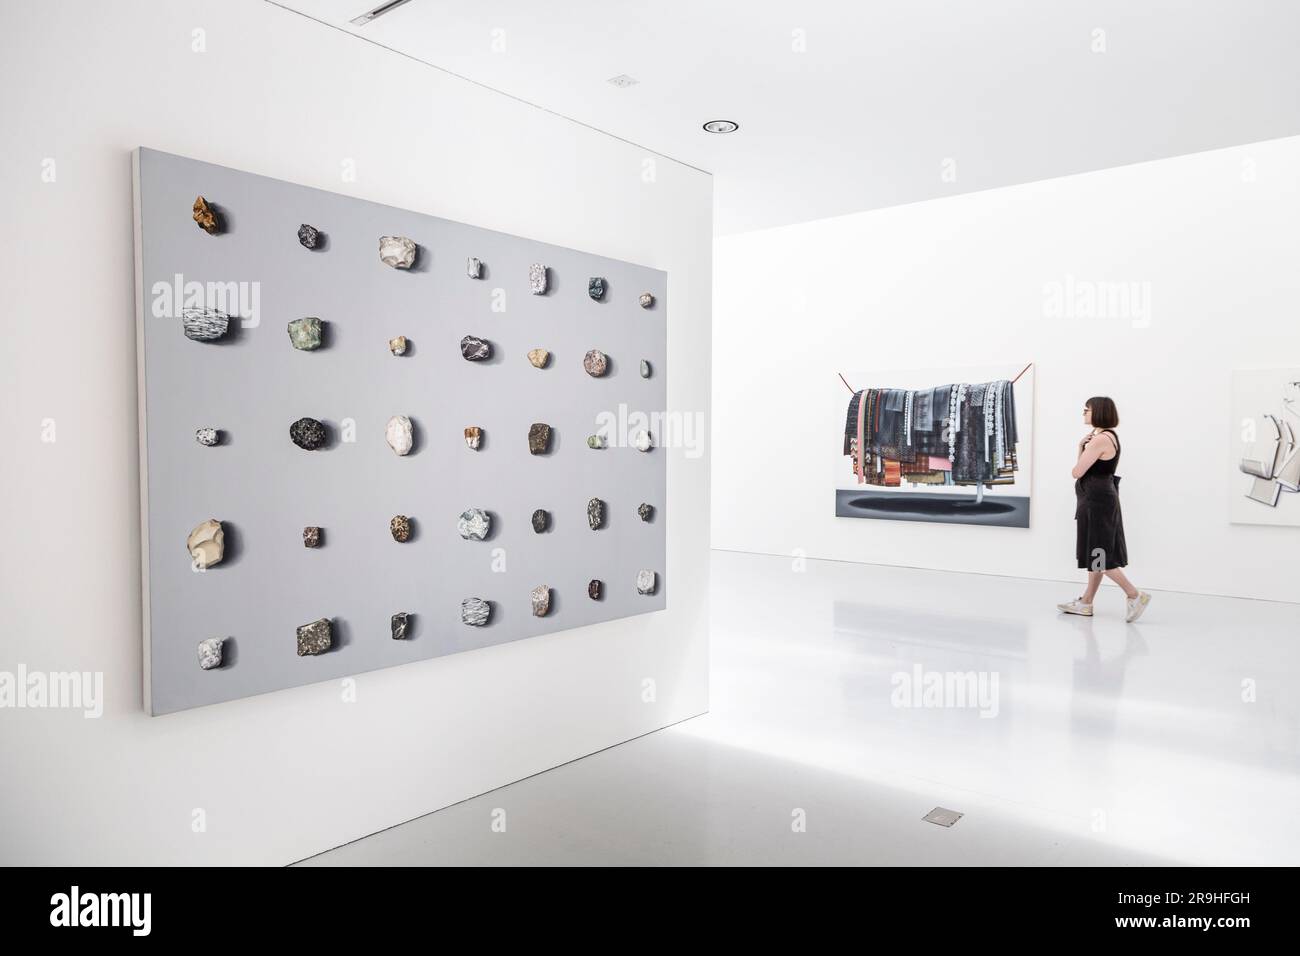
[1057,598,1094,617]
[1125,591,1152,623]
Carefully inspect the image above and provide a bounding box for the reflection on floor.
[297,550,1300,866]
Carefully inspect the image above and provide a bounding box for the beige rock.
[187,519,224,569]
[527,348,550,369]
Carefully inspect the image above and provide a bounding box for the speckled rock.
[530,585,551,617]
[531,509,549,533]
[461,335,492,361]
[583,349,608,377]
[290,417,326,450]
[638,503,653,522]
[197,637,223,670]
[379,235,416,269]
[297,223,320,249]
[390,515,411,542]
[639,292,655,309]
[462,597,491,626]
[527,348,550,369]
[182,308,229,341]
[529,263,547,295]
[287,317,322,351]
[457,507,490,541]
[636,570,657,595]
[195,427,219,447]
[588,277,606,301]
[296,618,332,656]
[528,422,551,455]
[391,612,410,640]
[303,526,321,548]
[587,497,605,530]
[186,519,224,569]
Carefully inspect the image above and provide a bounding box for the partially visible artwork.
[1230,369,1300,526]
[836,364,1035,528]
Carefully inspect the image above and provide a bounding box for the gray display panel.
[134,148,666,715]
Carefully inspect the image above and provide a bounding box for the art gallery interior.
[1,0,1298,874]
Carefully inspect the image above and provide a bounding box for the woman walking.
[1058,397,1151,622]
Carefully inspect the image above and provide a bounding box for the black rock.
[391,612,409,640]
[298,223,320,249]
[531,509,549,533]
[290,417,326,450]
[588,579,603,600]
[461,335,492,361]
[638,503,654,522]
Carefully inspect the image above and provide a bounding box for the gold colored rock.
[192,196,219,234]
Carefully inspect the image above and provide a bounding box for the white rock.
[379,235,416,269]
[458,507,491,540]
[197,637,223,670]
[634,430,653,452]
[187,518,224,569]
[636,569,657,595]
[386,415,413,456]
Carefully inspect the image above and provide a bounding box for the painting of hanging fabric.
[837,364,1034,528]
[1230,368,1300,526]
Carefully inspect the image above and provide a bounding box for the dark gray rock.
[587,497,605,530]
[531,509,549,533]
[638,503,653,522]
[588,579,602,600]
[303,526,321,548]
[290,417,326,450]
[296,618,332,655]
[588,277,606,300]
[461,597,490,626]
[461,335,492,361]
[391,612,409,640]
[298,223,320,249]
[528,422,551,455]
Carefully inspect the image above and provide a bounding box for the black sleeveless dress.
[1075,429,1128,570]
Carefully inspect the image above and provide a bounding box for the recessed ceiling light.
[702,119,739,134]
[350,0,413,26]
[607,74,639,88]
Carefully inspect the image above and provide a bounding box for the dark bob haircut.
[1086,396,1120,429]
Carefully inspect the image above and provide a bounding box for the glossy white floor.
[297,550,1300,866]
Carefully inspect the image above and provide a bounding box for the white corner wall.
[0,0,710,864]
[713,135,1300,604]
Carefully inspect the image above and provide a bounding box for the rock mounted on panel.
[303,526,321,548]
[634,430,653,452]
[638,503,653,522]
[639,292,655,309]
[636,570,657,595]
[583,349,608,377]
[461,597,490,626]
[298,223,320,249]
[182,308,229,341]
[587,497,605,530]
[528,263,547,295]
[197,637,224,670]
[531,509,549,533]
[457,507,490,541]
[390,515,411,542]
[192,195,219,234]
[467,256,482,278]
[186,518,224,570]
[528,422,551,455]
[530,585,551,617]
[464,426,482,450]
[287,317,323,351]
[527,348,550,369]
[389,335,407,356]
[391,612,409,640]
[587,434,606,449]
[460,335,491,361]
[296,617,332,656]
[588,277,606,301]
[640,360,651,378]
[379,235,416,269]
[195,427,219,447]
[588,579,602,600]
[386,415,413,456]
[290,417,326,450]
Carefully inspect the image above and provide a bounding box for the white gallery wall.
[0,0,711,864]
[713,134,1300,604]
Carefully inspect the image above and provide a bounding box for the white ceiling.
[274,0,1300,234]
